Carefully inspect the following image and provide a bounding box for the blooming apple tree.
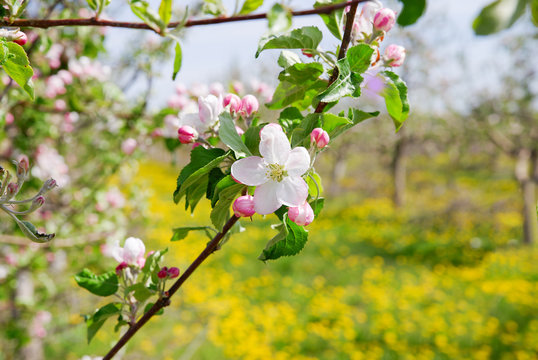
[0,0,419,357]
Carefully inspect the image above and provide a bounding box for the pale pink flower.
[288,201,315,226]
[175,83,187,95]
[167,94,189,109]
[54,99,67,111]
[232,80,244,95]
[231,125,310,215]
[57,70,73,85]
[13,31,27,46]
[32,144,69,186]
[5,112,14,125]
[198,94,223,125]
[384,44,406,67]
[209,82,224,96]
[111,237,146,267]
[189,83,208,98]
[351,1,383,42]
[241,95,259,117]
[106,188,126,208]
[121,138,137,155]
[163,115,180,138]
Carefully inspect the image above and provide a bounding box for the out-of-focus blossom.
[111,237,146,267]
[54,99,67,111]
[121,138,137,155]
[106,188,126,208]
[5,112,14,125]
[288,201,315,226]
[209,82,225,96]
[32,144,70,186]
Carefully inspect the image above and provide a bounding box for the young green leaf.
[219,112,253,158]
[314,0,345,40]
[130,0,166,33]
[13,218,55,243]
[327,109,379,139]
[75,269,119,297]
[290,113,321,147]
[306,171,323,197]
[397,0,427,26]
[473,0,527,35]
[172,42,182,80]
[256,26,323,57]
[2,43,34,99]
[277,50,301,68]
[267,3,292,33]
[203,0,226,15]
[259,215,309,261]
[159,0,173,26]
[86,303,122,343]
[239,0,263,14]
[210,183,243,229]
[278,107,304,134]
[126,283,155,302]
[243,125,263,156]
[382,71,409,131]
[211,175,240,207]
[315,57,363,104]
[347,44,375,74]
[171,226,213,241]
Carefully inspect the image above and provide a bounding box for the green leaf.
[219,112,253,158]
[473,0,527,35]
[278,107,304,134]
[306,171,323,197]
[86,303,121,343]
[243,125,262,156]
[172,42,182,80]
[277,50,301,68]
[310,197,325,217]
[321,113,352,136]
[256,26,323,58]
[259,215,308,261]
[75,269,119,297]
[290,113,321,147]
[206,167,226,200]
[171,226,212,241]
[267,3,292,33]
[185,175,208,212]
[397,0,427,26]
[532,0,538,26]
[211,175,240,207]
[268,62,326,110]
[141,248,168,285]
[14,219,54,243]
[210,183,243,229]
[86,0,98,10]
[203,0,226,16]
[240,0,263,14]
[173,147,228,204]
[315,0,345,40]
[0,42,9,65]
[159,0,173,25]
[382,71,409,131]
[327,109,379,139]
[126,283,155,302]
[315,57,363,104]
[130,0,166,33]
[2,43,34,99]
[347,44,375,74]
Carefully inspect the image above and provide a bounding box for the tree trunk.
[515,149,537,244]
[392,130,408,207]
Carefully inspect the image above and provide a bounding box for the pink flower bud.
[167,267,180,278]
[384,44,406,67]
[241,95,259,117]
[288,201,315,226]
[33,196,45,208]
[43,178,57,192]
[5,112,14,125]
[13,31,27,46]
[310,128,330,149]
[223,94,242,114]
[301,49,314,58]
[233,195,256,217]
[121,138,137,155]
[373,8,396,32]
[177,125,198,144]
[157,267,168,279]
[18,155,29,172]
[116,262,128,275]
[7,183,18,196]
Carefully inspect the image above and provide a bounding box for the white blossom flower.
[231,125,310,215]
[178,94,223,136]
[111,237,146,267]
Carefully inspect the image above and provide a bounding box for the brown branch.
[102,215,239,360]
[314,0,359,113]
[1,1,364,31]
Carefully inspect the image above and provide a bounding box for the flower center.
[266,163,287,182]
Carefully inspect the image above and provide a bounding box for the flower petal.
[110,240,124,263]
[285,147,310,177]
[178,112,204,133]
[123,237,145,266]
[276,176,308,207]
[259,125,291,165]
[254,181,283,215]
[231,156,267,186]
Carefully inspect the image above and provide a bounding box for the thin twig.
[1,1,364,31]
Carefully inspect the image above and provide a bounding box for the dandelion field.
[42,151,537,360]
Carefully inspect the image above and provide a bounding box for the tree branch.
[102,215,239,360]
[1,1,364,31]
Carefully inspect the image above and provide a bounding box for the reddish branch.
[100,2,362,358]
[1,1,364,31]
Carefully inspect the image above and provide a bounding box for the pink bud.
[177,125,198,144]
[288,201,315,226]
[5,112,14,125]
[157,267,168,279]
[43,178,57,191]
[167,267,180,278]
[13,31,27,46]
[241,95,259,117]
[33,196,45,207]
[116,261,128,275]
[223,94,242,114]
[121,138,137,155]
[384,44,406,67]
[233,195,256,217]
[18,155,29,172]
[310,128,330,149]
[373,8,396,32]
[7,183,18,195]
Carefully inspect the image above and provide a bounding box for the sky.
[101,0,533,113]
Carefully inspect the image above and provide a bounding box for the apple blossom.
[233,195,256,217]
[199,94,223,125]
[54,99,67,111]
[310,128,330,149]
[231,125,310,215]
[167,267,180,278]
[223,94,242,114]
[288,201,315,226]
[209,82,225,96]
[157,267,168,279]
[5,112,14,125]
[121,138,137,155]
[13,31,27,46]
[351,0,383,42]
[241,95,259,117]
[111,237,146,267]
[373,8,396,33]
[178,125,199,144]
[384,44,406,67]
